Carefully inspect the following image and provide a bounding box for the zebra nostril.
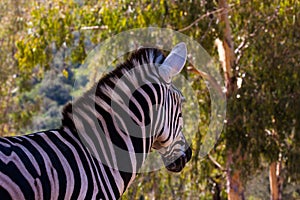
[184,154,188,163]
[164,152,190,173]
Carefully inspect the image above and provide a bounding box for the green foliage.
[226,0,300,185]
[0,0,299,198]
[0,0,40,135]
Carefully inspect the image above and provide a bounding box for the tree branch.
[208,153,225,171]
[187,65,224,98]
[178,8,224,32]
[80,25,108,31]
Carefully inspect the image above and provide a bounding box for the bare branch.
[208,153,225,171]
[178,8,224,32]
[187,65,224,98]
[80,25,108,31]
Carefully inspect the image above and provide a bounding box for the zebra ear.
[159,42,187,83]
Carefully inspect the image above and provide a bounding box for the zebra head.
[152,43,192,172]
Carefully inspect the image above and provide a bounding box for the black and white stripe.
[0,43,192,199]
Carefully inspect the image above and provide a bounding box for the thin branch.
[208,153,225,171]
[234,37,248,65]
[178,8,224,32]
[234,37,247,55]
[178,1,254,33]
[80,25,108,31]
[200,18,213,43]
[187,65,224,98]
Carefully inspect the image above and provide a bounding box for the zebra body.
[0,129,101,199]
[0,43,192,199]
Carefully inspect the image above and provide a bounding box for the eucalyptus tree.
[5,0,300,199]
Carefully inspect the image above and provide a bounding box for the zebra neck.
[61,96,155,196]
[61,126,129,198]
[61,48,167,196]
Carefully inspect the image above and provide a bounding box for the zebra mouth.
[165,156,186,172]
[164,147,192,173]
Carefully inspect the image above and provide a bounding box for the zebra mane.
[61,47,166,133]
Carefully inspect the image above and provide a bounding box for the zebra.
[0,42,192,199]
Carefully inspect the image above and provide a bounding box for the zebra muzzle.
[164,146,192,172]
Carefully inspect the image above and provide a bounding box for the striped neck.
[61,48,167,196]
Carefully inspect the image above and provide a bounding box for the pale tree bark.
[269,162,279,200]
[269,155,283,200]
[268,130,283,200]
[217,0,235,96]
[216,0,244,199]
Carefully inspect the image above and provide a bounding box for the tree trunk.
[269,160,283,200]
[225,150,245,200]
[217,0,235,97]
[217,0,244,199]
[227,170,244,200]
[269,162,279,200]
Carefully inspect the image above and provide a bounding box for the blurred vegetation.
[0,0,299,199]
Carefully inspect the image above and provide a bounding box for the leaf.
[62,69,69,79]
